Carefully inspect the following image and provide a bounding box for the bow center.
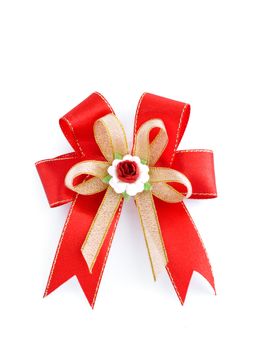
[107,155,150,197]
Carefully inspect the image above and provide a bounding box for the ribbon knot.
[36,92,217,307]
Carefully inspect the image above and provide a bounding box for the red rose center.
[116,160,140,183]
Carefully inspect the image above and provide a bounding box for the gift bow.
[64,114,192,278]
[36,92,217,307]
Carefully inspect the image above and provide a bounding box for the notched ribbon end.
[81,247,95,273]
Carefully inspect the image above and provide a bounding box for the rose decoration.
[107,155,150,197]
[36,92,217,308]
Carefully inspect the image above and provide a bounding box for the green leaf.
[144,182,152,191]
[122,191,130,200]
[141,159,148,165]
[102,175,112,183]
[114,152,123,160]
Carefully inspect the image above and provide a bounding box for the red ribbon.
[36,92,217,307]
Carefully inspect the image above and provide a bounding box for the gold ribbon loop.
[94,114,128,162]
[152,183,184,203]
[149,167,192,199]
[133,119,168,166]
[65,161,109,195]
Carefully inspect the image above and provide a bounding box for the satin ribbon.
[65,114,192,278]
[36,92,217,307]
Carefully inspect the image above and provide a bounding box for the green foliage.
[102,175,112,183]
[114,152,123,160]
[122,191,130,200]
[144,182,152,191]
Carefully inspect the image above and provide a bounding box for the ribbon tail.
[81,187,122,272]
[44,193,123,308]
[135,191,168,280]
[154,198,215,304]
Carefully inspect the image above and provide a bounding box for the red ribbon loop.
[36,92,217,307]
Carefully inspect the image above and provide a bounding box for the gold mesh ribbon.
[65,114,192,277]
[133,119,191,278]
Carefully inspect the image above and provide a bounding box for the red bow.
[36,92,217,307]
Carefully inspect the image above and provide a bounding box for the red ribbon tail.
[44,193,122,308]
[155,198,215,304]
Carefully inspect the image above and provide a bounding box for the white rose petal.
[139,164,149,173]
[122,155,133,161]
[107,165,116,177]
[135,181,145,193]
[112,159,121,167]
[126,181,144,196]
[139,172,150,183]
[109,178,127,193]
[109,177,119,186]
[131,156,141,164]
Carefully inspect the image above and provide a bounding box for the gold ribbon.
[65,114,192,278]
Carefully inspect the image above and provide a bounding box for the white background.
[1,0,261,349]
